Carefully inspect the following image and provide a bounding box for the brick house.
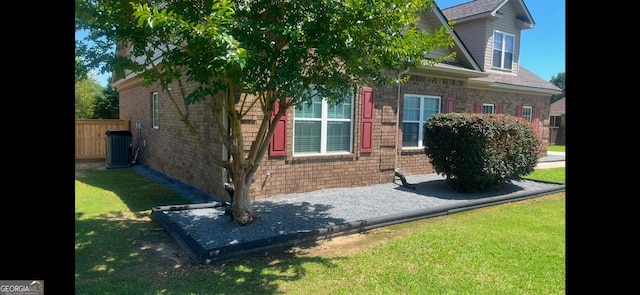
[549,97,566,145]
[114,0,562,201]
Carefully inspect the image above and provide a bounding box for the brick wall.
[243,87,398,199]
[119,79,228,201]
[117,73,550,201]
[465,88,550,154]
[395,76,466,175]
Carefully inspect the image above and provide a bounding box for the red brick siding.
[245,89,396,199]
[465,88,550,153]
[395,76,467,175]
[119,79,228,200]
[117,73,550,201]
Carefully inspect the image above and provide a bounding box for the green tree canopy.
[75,57,90,84]
[76,0,456,225]
[75,78,104,119]
[93,81,119,119]
[550,72,565,103]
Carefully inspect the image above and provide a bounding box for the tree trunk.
[230,170,259,226]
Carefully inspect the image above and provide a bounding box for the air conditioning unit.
[105,130,132,169]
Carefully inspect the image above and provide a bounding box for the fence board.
[75,119,129,160]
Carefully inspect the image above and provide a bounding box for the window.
[482,103,495,114]
[522,106,533,122]
[550,115,562,127]
[293,87,353,154]
[402,94,441,148]
[152,92,159,129]
[492,31,514,70]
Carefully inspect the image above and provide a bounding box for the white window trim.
[402,94,441,149]
[491,30,515,71]
[522,106,533,122]
[152,92,159,129]
[292,96,354,156]
[482,103,495,114]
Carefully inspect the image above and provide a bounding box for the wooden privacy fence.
[75,119,130,160]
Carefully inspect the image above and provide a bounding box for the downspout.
[394,67,410,171]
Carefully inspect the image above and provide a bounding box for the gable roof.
[438,0,558,93]
[441,0,534,29]
[114,3,490,88]
[116,1,558,93]
[410,3,486,78]
[410,3,487,78]
[429,4,483,72]
[550,97,566,114]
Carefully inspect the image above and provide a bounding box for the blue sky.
[437,0,565,81]
[76,0,565,86]
[75,30,114,86]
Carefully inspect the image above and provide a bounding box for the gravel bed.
[134,164,564,252]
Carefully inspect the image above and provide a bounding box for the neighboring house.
[114,0,562,200]
[549,97,566,145]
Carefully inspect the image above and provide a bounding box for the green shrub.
[423,113,541,193]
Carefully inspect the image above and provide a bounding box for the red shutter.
[269,100,287,156]
[446,97,456,113]
[360,87,374,153]
[497,105,504,114]
[515,105,523,117]
[474,102,482,113]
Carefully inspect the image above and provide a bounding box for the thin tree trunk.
[230,170,259,226]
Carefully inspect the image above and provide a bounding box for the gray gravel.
[133,158,565,264]
[538,153,565,162]
[133,164,218,204]
[133,153,564,205]
[163,174,561,247]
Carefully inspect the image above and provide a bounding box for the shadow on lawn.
[75,211,346,294]
[76,166,345,294]
[76,166,195,212]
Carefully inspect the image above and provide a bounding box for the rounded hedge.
[423,113,541,193]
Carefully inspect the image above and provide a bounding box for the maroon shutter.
[497,104,504,114]
[269,100,287,156]
[474,102,482,113]
[446,97,456,113]
[360,87,374,153]
[515,105,523,117]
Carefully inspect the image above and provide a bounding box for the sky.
[75,30,114,87]
[436,0,566,81]
[76,0,565,87]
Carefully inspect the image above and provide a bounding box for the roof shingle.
[471,66,561,91]
[441,0,505,21]
[550,97,565,113]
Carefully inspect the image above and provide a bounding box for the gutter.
[394,67,411,172]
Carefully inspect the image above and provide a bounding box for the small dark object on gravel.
[223,182,234,218]
[394,169,416,190]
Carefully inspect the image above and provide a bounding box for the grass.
[524,167,565,183]
[547,145,565,152]
[76,164,565,294]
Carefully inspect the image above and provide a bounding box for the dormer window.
[492,30,514,71]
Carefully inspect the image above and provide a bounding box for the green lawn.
[524,167,565,183]
[547,145,565,152]
[76,165,565,294]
